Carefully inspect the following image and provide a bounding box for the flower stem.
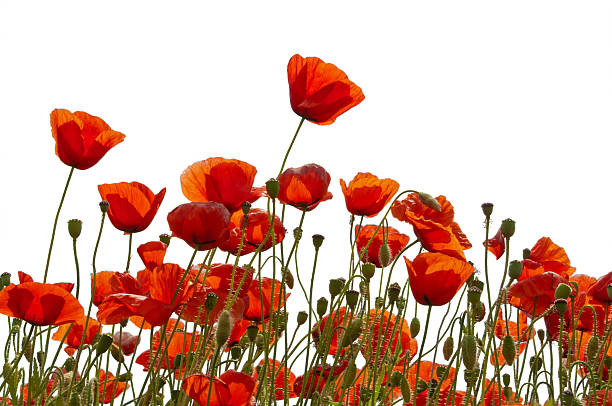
[278,117,305,176]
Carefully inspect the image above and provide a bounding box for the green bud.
[530,356,543,371]
[96,334,113,355]
[395,297,406,311]
[587,335,600,364]
[500,218,515,238]
[379,243,392,267]
[502,373,510,387]
[255,334,264,350]
[159,233,171,245]
[443,337,454,361]
[341,319,363,348]
[342,362,357,389]
[246,324,258,342]
[316,297,328,317]
[388,282,401,303]
[418,192,441,212]
[569,281,579,298]
[312,234,325,249]
[555,283,572,300]
[241,201,251,215]
[410,317,420,338]
[36,351,45,366]
[400,375,411,402]
[436,366,447,380]
[346,290,359,309]
[117,372,132,382]
[329,278,345,297]
[481,202,493,217]
[230,345,242,360]
[239,335,250,349]
[361,263,375,279]
[462,335,477,370]
[502,335,516,366]
[120,318,128,328]
[415,378,428,394]
[555,298,568,315]
[297,311,308,325]
[537,329,546,342]
[508,260,523,280]
[67,219,82,239]
[99,200,109,213]
[265,178,280,199]
[110,343,124,363]
[390,371,403,388]
[473,302,486,323]
[522,248,531,259]
[205,292,218,312]
[216,309,232,348]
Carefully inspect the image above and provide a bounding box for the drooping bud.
[316,297,328,317]
[587,335,600,363]
[500,218,515,238]
[361,263,375,279]
[508,260,523,280]
[388,283,401,303]
[359,281,368,296]
[462,335,477,370]
[296,311,308,325]
[241,201,251,215]
[555,298,568,315]
[502,335,516,366]
[265,178,280,199]
[110,343,124,363]
[569,281,579,298]
[341,319,363,348]
[555,283,572,300]
[216,310,232,348]
[379,243,392,267]
[473,302,486,323]
[204,292,218,312]
[481,202,493,217]
[96,334,113,355]
[67,219,82,239]
[410,317,420,338]
[329,278,345,297]
[312,234,325,249]
[99,200,109,213]
[395,297,405,311]
[346,290,359,309]
[342,362,357,389]
[443,337,454,361]
[400,375,411,402]
[418,192,441,212]
[159,233,171,245]
[63,357,75,372]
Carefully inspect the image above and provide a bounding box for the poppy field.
[1,53,612,406]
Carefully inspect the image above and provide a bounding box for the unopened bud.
[379,243,392,267]
[481,202,493,217]
[508,261,523,280]
[63,357,75,372]
[522,248,531,259]
[316,297,328,317]
[473,302,486,323]
[293,227,302,241]
[361,263,375,279]
[462,335,477,370]
[247,325,258,342]
[329,278,345,297]
[415,378,428,394]
[418,192,441,212]
[297,311,308,325]
[604,356,612,369]
[555,283,572,300]
[117,372,132,382]
[530,356,543,371]
[410,317,420,338]
[390,371,403,388]
[255,334,264,349]
[69,393,81,406]
[67,219,82,239]
[395,297,406,311]
[230,345,242,360]
[205,292,218,312]
[266,178,280,199]
[341,319,363,348]
[400,375,411,402]
[342,362,357,389]
[312,234,325,249]
[500,219,515,238]
[96,334,113,355]
[436,366,447,380]
[36,351,44,366]
[374,296,384,309]
[159,233,171,245]
[555,298,568,315]
[111,343,124,363]
[502,335,516,366]
[360,388,372,402]
[346,290,359,309]
[216,310,232,348]
[99,200,109,213]
[587,335,600,363]
[443,337,454,361]
[388,283,401,303]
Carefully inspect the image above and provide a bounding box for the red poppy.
[52,315,101,355]
[494,310,534,342]
[404,253,474,306]
[287,54,364,125]
[244,277,289,321]
[277,164,332,211]
[167,202,231,250]
[520,237,575,281]
[340,172,399,217]
[113,331,140,355]
[254,359,297,400]
[50,109,125,170]
[97,182,165,233]
[18,271,74,293]
[0,282,84,325]
[136,330,201,372]
[137,241,167,270]
[183,370,256,406]
[219,209,285,256]
[293,361,348,399]
[484,226,505,260]
[91,271,143,307]
[588,271,612,303]
[508,272,568,317]
[181,158,263,213]
[312,307,355,356]
[392,193,471,260]
[97,263,194,326]
[98,370,128,404]
[355,225,410,268]
[361,309,418,368]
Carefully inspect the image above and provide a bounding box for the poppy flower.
[287,54,364,125]
[52,315,101,355]
[167,202,231,250]
[0,282,84,326]
[244,277,289,321]
[113,331,140,355]
[98,370,128,404]
[520,237,575,281]
[91,271,143,307]
[254,359,297,400]
[136,330,201,373]
[181,158,263,213]
[50,109,125,170]
[404,253,474,306]
[97,263,194,326]
[508,272,568,317]
[392,193,471,260]
[97,182,166,233]
[355,225,410,268]
[183,370,256,406]
[484,226,505,260]
[494,310,534,342]
[219,208,285,256]
[361,309,418,368]
[137,241,167,270]
[340,172,399,217]
[404,361,457,406]
[277,164,332,211]
[18,271,74,293]
[293,361,348,399]
[588,270,612,303]
[312,307,355,356]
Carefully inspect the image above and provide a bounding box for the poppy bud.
[481,202,494,217]
[500,219,515,238]
[111,343,124,363]
[283,268,294,289]
[205,292,218,312]
[375,296,384,309]
[173,353,185,370]
[346,290,359,309]
[266,178,280,199]
[555,298,568,315]
[316,297,328,317]
[329,278,345,297]
[555,283,572,300]
[63,357,75,372]
[159,233,171,245]
[502,373,510,387]
[96,334,113,355]
[473,302,486,323]
[508,260,523,280]
[255,334,264,349]
[530,356,542,371]
[216,309,232,348]
[230,345,242,360]
[99,200,109,213]
[410,317,420,338]
[522,248,531,259]
[467,286,482,305]
[462,335,477,370]
[443,337,454,361]
[400,375,411,402]
[312,234,325,249]
[379,243,392,267]
[361,263,375,279]
[418,192,441,212]
[537,329,545,342]
[415,378,428,394]
[117,372,132,382]
[587,335,600,363]
[67,219,82,239]
[502,335,516,366]
[36,351,45,366]
[342,362,357,389]
[436,366,447,380]
[293,227,302,241]
[608,284,612,301]
[388,283,401,303]
[341,319,363,348]
[241,201,251,215]
[0,272,10,287]
[297,311,308,325]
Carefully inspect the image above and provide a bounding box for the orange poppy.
[277,164,332,211]
[181,158,263,213]
[97,182,166,233]
[494,310,534,342]
[508,272,568,317]
[183,370,256,406]
[588,271,612,304]
[312,307,355,356]
[113,331,140,355]
[98,370,128,404]
[52,315,101,355]
[361,309,418,368]
[136,330,201,372]
[293,361,348,399]
[254,359,297,400]
[18,271,74,294]
[0,282,84,326]
[287,54,364,125]
[244,277,289,321]
[50,109,125,170]
[97,263,194,326]
[392,193,471,260]
[340,173,399,217]
[484,226,505,260]
[91,271,143,307]
[167,202,231,250]
[219,208,285,256]
[355,225,410,268]
[520,237,575,281]
[137,241,167,270]
[404,253,474,306]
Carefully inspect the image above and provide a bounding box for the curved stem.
[278,117,305,176]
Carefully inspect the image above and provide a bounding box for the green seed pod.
[462,335,477,370]
[297,311,308,325]
[255,334,264,349]
[537,329,545,342]
[239,335,250,349]
[241,201,251,215]
[346,290,359,309]
[467,286,482,305]
[508,260,523,280]
[390,371,403,388]
[159,233,171,245]
[555,298,568,315]
[436,366,447,380]
[587,335,600,363]
[312,234,325,249]
[502,373,510,387]
[246,324,258,342]
[205,292,218,312]
[388,282,401,303]
[500,218,515,238]
[63,357,75,372]
[110,343,124,363]
[230,345,242,360]
[555,283,572,300]
[329,278,345,297]
[473,302,486,323]
[410,317,420,338]
[415,378,428,394]
[216,309,232,348]
[341,319,363,348]
[400,375,411,402]
[99,200,109,213]
[361,263,375,279]
[67,219,82,239]
[374,296,384,309]
[379,243,392,267]
[96,333,113,355]
[120,318,128,328]
[316,297,328,317]
[342,362,357,389]
[443,337,454,361]
[481,202,494,217]
[265,178,280,199]
[463,366,480,387]
[418,192,441,212]
[502,335,516,366]
[293,227,303,241]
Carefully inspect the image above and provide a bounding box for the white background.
[0,0,611,391]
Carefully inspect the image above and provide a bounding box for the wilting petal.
[484,227,505,260]
[113,331,140,355]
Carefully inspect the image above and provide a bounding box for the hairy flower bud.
[342,362,357,389]
[379,243,392,267]
[587,335,600,364]
[418,192,441,212]
[443,337,454,361]
[173,353,185,370]
[341,319,363,348]
[110,343,124,363]
[117,372,132,382]
[502,335,516,366]
[283,268,294,289]
[216,310,232,348]
[0,272,10,287]
[390,371,403,388]
[415,378,428,394]
[67,219,82,239]
[400,376,411,402]
[462,335,477,370]
[410,317,420,338]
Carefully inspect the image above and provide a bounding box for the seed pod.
[361,263,375,279]
[205,292,218,312]
[345,290,359,310]
[110,343,124,363]
[418,192,441,212]
[467,286,482,305]
[481,203,494,217]
[265,178,280,199]
[379,243,392,267]
[415,378,428,394]
[443,337,454,361]
[316,297,328,317]
[500,218,515,238]
[555,283,572,300]
[297,311,308,325]
[117,372,132,382]
[502,335,516,366]
[522,248,531,259]
[159,233,171,245]
[99,200,109,213]
[555,298,568,315]
[529,356,542,371]
[67,219,83,239]
[502,373,510,387]
[537,329,545,342]
[312,234,325,249]
[410,317,420,338]
[388,282,401,303]
[462,335,477,370]
[329,278,345,297]
[342,362,357,389]
[341,318,363,348]
[390,371,403,387]
[473,302,486,323]
[246,324,258,342]
[230,345,242,360]
[216,310,232,348]
[508,261,523,280]
[587,335,600,363]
